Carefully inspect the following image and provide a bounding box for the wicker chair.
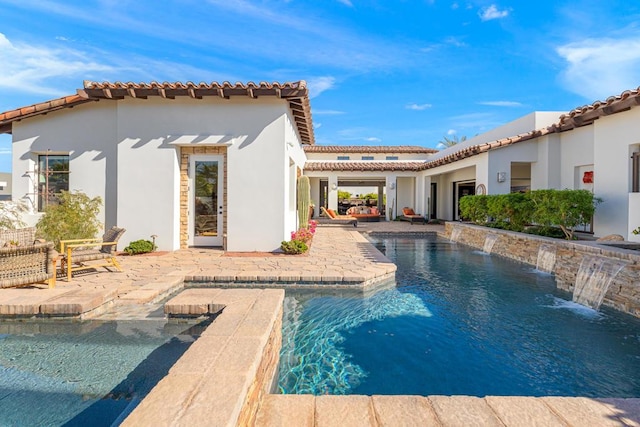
[60,227,126,281]
[0,227,57,289]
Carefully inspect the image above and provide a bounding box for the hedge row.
[458,189,602,240]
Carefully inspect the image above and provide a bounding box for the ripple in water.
[278,289,432,394]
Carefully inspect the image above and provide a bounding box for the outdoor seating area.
[0,227,57,289]
[346,206,381,222]
[59,226,126,281]
[319,207,358,227]
[399,207,427,225]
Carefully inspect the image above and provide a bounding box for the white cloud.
[314,122,322,129]
[365,137,381,142]
[447,129,457,135]
[556,36,640,100]
[478,101,523,107]
[306,76,336,98]
[406,103,432,110]
[479,5,509,21]
[336,0,353,6]
[0,32,115,95]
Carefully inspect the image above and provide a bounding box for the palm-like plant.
[437,135,467,148]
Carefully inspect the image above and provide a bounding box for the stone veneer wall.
[179,146,228,249]
[238,303,283,426]
[443,222,640,318]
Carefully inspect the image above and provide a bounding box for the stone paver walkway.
[0,223,433,318]
[256,394,640,427]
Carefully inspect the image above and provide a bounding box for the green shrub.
[524,225,567,239]
[529,189,601,240]
[0,200,28,230]
[456,189,600,239]
[36,191,102,246]
[459,195,488,223]
[280,240,308,254]
[124,239,156,255]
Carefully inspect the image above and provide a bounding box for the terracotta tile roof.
[0,94,95,133]
[304,145,438,154]
[558,86,640,130]
[0,80,315,144]
[419,86,640,170]
[305,160,426,172]
[418,126,557,170]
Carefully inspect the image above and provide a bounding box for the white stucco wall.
[531,134,562,190]
[486,141,538,194]
[11,102,117,232]
[558,126,594,190]
[396,177,415,214]
[11,96,302,251]
[592,108,640,238]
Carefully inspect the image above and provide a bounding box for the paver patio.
[0,222,434,318]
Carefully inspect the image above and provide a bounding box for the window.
[337,156,350,160]
[38,154,69,211]
[633,152,640,192]
[386,156,399,160]
[362,156,374,160]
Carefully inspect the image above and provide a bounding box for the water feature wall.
[573,256,627,310]
[442,222,640,318]
[450,226,462,243]
[536,244,557,273]
[483,234,499,254]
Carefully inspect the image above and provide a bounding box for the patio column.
[386,176,397,220]
[377,184,384,215]
[328,176,339,211]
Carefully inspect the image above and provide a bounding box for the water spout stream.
[573,256,626,310]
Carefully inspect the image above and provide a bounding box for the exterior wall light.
[497,172,507,183]
[390,182,396,190]
[331,183,338,190]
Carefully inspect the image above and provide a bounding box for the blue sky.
[1,0,640,172]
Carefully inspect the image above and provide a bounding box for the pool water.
[278,236,640,396]
[0,318,208,426]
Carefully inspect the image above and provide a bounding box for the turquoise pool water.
[0,317,208,426]
[278,235,640,396]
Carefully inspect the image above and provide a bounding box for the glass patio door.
[190,155,224,246]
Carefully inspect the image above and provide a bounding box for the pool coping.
[122,289,640,426]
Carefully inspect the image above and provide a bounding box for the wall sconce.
[389,182,396,190]
[497,172,506,183]
[331,183,338,190]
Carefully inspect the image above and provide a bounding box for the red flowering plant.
[281,220,318,254]
[291,227,314,244]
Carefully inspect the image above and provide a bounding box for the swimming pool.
[278,235,640,396]
[0,317,208,426]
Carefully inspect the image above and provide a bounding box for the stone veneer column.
[179,146,228,249]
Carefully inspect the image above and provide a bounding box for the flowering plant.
[281,220,318,254]
[291,227,314,243]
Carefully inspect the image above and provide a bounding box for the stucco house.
[303,87,640,241]
[2,80,639,249]
[0,81,314,252]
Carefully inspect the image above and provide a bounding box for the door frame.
[452,180,475,221]
[189,154,224,246]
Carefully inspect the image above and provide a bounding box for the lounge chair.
[59,226,126,281]
[399,207,426,224]
[319,207,358,227]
